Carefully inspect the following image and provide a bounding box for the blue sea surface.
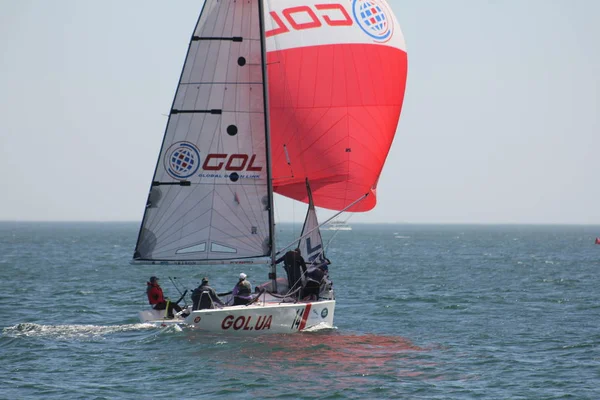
[1,222,599,399]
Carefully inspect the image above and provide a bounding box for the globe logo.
[352,0,393,42]
[164,141,201,179]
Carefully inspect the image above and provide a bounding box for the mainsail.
[265,0,408,212]
[134,0,274,263]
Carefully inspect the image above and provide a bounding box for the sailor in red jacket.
[146,276,184,318]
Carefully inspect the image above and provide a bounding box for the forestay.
[134,0,273,263]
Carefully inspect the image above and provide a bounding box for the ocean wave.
[302,322,337,333]
[2,322,156,340]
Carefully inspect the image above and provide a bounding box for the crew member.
[233,273,253,305]
[146,276,184,318]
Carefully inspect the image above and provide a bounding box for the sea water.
[1,222,599,399]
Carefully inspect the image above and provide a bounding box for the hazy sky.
[1,1,598,224]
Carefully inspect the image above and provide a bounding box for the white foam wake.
[302,322,337,333]
[2,322,156,340]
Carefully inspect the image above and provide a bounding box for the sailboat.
[133,0,407,334]
[327,221,353,231]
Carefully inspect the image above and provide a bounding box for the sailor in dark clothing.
[276,248,307,293]
[191,277,224,310]
[302,264,327,300]
[314,257,331,272]
[307,265,325,282]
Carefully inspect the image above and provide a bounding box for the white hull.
[140,299,335,334]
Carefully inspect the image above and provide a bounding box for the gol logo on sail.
[352,0,394,42]
[164,141,201,179]
[164,141,263,180]
[265,0,394,42]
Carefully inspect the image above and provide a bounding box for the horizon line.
[1,220,599,227]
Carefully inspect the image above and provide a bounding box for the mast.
[258,0,277,291]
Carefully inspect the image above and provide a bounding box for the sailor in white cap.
[232,272,252,305]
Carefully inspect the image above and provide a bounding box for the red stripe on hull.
[268,43,408,212]
[298,303,312,330]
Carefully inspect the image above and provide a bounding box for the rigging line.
[169,277,189,307]
[277,193,369,256]
[292,193,297,238]
[323,228,341,256]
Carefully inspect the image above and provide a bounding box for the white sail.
[134,0,273,263]
[298,181,327,267]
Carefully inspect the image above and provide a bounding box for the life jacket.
[146,282,165,305]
